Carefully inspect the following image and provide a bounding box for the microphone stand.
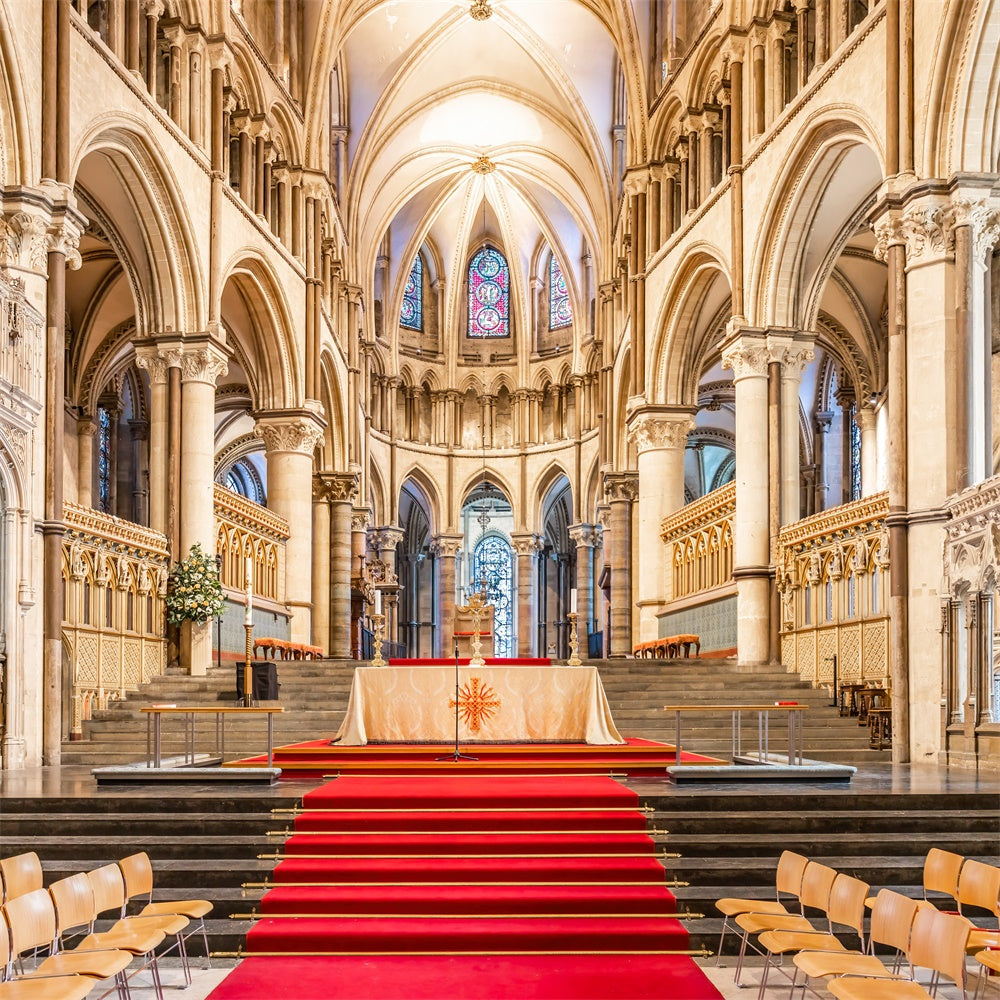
[437,641,477,762]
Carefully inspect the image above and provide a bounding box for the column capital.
[766,330,816,378]
[371,525,405,551]
[133,339,183,382]
[949,193,1000,259]
[720,325,769,381]
[254,407,327,455]
[351,506,372,532]
[623,167,650,198]
[897,196,954,263]
[510,532,543,556]
[568,523,598,548]
[604,472,639,504]
[431,533,464,559]
[871,209,907,262]
[625,405,695,453]
[326,471,360,504]
[855,406,877,433]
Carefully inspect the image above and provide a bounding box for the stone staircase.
[62,656,876,766]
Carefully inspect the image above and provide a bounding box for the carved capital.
[431,534,463,559]
[767,332,815,379]
[254,410,326,455]
[510,532,543,557]
[900,201,952,261]
[604,472,639,504]
[872,212,907,262]
[950,196,1000,260]
[179,342,229,386]
[372,526,405,552]
[568,523,598,548]
[626,408,695,453]
[351,507,372,532]
[134,346,172,384]
[721,333,769,381]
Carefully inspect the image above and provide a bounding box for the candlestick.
[371,612,386,667]
[244,556,253,624]
[566,611,582,666]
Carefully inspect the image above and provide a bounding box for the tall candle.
[245,556,253,624]
[570,588,577,613]
[374,589,382,615]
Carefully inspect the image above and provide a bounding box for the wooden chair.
[714,850,808,962]
[48,873,167,1000]
[2,890,131,999]
[118,853,212,968]
[86,865,191,986]
[0,857,42,906]
[732,860,839,986]
[972,948,1000,1000]
[0,911,94,1000]
[793,890,921,997]
[827,905,972,1000]
[957,860,1000,953]
[755,873,871,1000]
[923,848,965,908]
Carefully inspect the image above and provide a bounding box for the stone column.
[627,408,695,641]
[177,338,228,675]
[568,524,597,657]
[603,473,638,657]
[134,341,177,537]
[857,406,878,497]
[311,478,331,653]
[431,534,463,658]
[721,328,771,666]
[767,332,815,525]
[326,473,359,659]
[512,533,541,657]
[372,526,405,644]
[142,0,163,102]
[76,416,96,508]
[813,412,833,511]
[255,409,326,644]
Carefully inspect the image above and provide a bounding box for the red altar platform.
[388,657,552,666]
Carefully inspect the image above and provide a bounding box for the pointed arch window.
[401,253,423,331]
[468,246,510,338]
[548,254,572,330]
[97,406,113,514]
[472,533,514,657]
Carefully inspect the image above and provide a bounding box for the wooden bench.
[254,638,324,660]
[633,634,700,659]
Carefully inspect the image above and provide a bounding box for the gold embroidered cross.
[449,676,501,732]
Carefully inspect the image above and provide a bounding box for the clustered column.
[568,525,597,658]
[603,474,638,657]
[431,535,463,658]
[328,472,359,659]
[511,533,542,657]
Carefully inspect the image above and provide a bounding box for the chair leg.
[757,952,772,1000]
[788,965,799,1000]
[195,918,211,970]
[717,917,731,966]
[735,931,751,987]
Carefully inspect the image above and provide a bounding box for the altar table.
[333,664,624,746]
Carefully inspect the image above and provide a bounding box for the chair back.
[2,889,57,957]
[957,859,1000,919]
[908,905,971,994]
[49,873,97,938]
[924,848,964,902]
[869,888,920,955]
[119,853,154,902]
[799,861,838,914]
[0,852,43,903]
[775,851,809,902]
[0,909,11,977]
[87,864,127,919]
[827,873,870,939]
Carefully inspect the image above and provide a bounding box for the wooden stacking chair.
[85,865,191,987]
[714,850,808,962]
[118,853,212,968]
[754,873,870,1000]
[956,860,1000,953]
[923,848,965,908]
[972,948,1000,1000]
[0,913,94,1000]
[48,873,167,1000]
[793,889,921,997]
[828,905,972,1000]
[732,860,838,986]
[0,857,43,906]
[1,890,131,1000]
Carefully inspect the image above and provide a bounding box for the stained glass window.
[401,253,423,331]
[472,533,514,657]
[548,254,572,330]
[98,407,112,514]
[850,402,862,501]
[468,247,510,338]
[224,460,265,505]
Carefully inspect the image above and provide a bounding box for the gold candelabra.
[243,622,254,707]
[370,613,386,667]
[460,592,489,667]
[566,612,582,666]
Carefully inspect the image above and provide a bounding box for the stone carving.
[604,473,639,504]
[626,412,694,453]
[256,416,325,455]
[431,535,463,558]
[872,213,907,262]
[138,562,152,594]
[180,346,229,386]
[371,526,405,552]
[721,338,769,380]
[807,546,822,584]
[950,197,1000,260]
[0,212,50,273]
[568,524,598,548]
[511,533,543,557]
[900,202,951,261]
[95,549,110,586]
[852,532,869,572]
[134,349,172,384]
[70,541,86,580]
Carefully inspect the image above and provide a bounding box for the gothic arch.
[0,0,30,184]
[534,463,573,533]
[399,467,443,539]
[317,348,349,469]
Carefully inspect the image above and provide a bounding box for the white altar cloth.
[333,664,624,746]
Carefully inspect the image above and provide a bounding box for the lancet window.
[401,254,423,331]
[472,533,514,656]
[468,247,510,338]
[548,254,572,330]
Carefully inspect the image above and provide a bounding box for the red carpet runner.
[208,773,722,999]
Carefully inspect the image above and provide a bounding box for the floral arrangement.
[165,543,225,625]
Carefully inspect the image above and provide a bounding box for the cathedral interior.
[0,0,997,774]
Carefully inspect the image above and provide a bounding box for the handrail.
[662,703,809,767]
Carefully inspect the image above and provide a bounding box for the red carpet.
[389,657,552,665]
[229,737,725,778]
[208,773,722,999]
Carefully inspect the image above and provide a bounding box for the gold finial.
[471,154,496,174]
[470,0,493,20]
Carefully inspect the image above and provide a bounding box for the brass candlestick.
[243,622,254,707]
[566,612,582,666]
[461,592,488,667]
[371,612,386,667]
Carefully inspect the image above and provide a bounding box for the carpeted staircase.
[206,773,723,1000]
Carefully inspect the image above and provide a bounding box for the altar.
[333,664,624,746]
